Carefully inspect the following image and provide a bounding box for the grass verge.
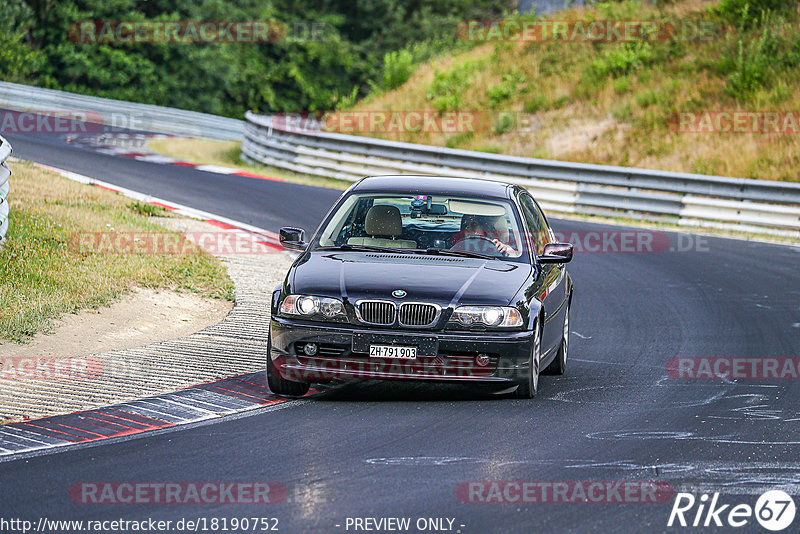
[0,161,234,343]
[146,138,352,190]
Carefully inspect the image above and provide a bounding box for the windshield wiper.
[319,244,494,259]
[414,248,495,260]
[318,244,415,254]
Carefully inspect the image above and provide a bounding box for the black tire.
[266,331,310,397]
[514,322,541,398]
[543,303,569,376]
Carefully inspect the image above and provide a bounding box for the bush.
[0,0,43,82]
[611,101,633,122]
[0,0,515,118]
[592,42,655,77]
[719,12,785,98]
[426,63,476,111]
[725,35,771,96]
[127,202,167,217]
[445,132,473,148]
[487,74,525,108]
[523,94,548,113]
[635,89,658,108]
[715,0,794,28]
[613,77,630,94]
[381,50,415,91]
[492,112,517,135]
[335,86,360,110]
[551,94,570,109]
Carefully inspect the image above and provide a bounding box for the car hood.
[290,251,531,307]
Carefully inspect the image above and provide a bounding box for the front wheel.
[267,331,310,397]
[514,323,541,398]
[543,303,569,375]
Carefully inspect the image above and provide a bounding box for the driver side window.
[519,193,549,255]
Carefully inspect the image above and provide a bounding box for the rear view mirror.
[428,204,447,215]
[538,242,573,264]
[280,227,307,251]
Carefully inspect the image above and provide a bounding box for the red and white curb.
[0,159,312,458]
[0,373,321,460]
[123,153,284,183]
[71,132,285,183]
[15,158,288,253]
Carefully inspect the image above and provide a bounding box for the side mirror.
[538,242,573,264]
[280,227,307,251]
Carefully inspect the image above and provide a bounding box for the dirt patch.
[545,116,625,158]
[0,288,232,359]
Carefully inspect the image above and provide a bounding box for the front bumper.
[270,316,534,384]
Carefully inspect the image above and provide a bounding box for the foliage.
[714,5,798,98]
[592,42,656,77]
[426,59,483,112]
[714,0,794,27]
[487,74,525,108]
[0,0,514,117]
[127,201,168,217]
[0,0,43,82]
[381,50,414,91]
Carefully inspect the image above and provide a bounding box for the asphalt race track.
[2,128,799,533]
[2,127,342,232]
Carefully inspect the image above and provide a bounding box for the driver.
[451,214,520,256]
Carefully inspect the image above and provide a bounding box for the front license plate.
[369,345,417,359]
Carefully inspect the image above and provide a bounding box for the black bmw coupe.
[268,175,573,398]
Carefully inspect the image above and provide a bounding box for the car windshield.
[313,192,529,262]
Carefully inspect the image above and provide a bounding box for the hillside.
[347,0,800,181]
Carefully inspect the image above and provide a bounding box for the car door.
[519,193,567,356]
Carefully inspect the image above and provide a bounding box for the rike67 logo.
[668,490,796,531]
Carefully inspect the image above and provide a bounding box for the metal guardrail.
[0,82,244,140]
[0,135,11,248]
[242,112,800,236]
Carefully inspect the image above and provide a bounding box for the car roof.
[351,175,515,199]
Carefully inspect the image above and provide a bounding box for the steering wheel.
[451,234,499,252]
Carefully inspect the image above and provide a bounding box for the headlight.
[280,295,347,321]
[450,306,523,328]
